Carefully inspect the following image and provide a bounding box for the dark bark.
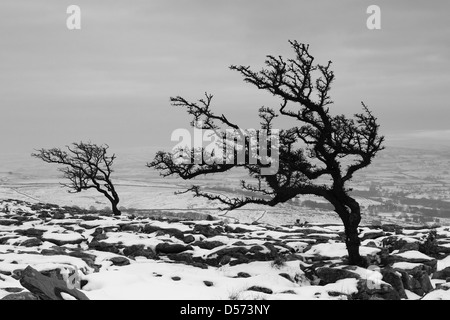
[32,142,121,216]
[111,200,121,216]
[345,223,363,266]
[148,40,384,266]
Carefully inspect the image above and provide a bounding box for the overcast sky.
[0,0,449,158]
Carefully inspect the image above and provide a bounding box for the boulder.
[380,224,403,233]
[109,256,131,266]
[389,251,437,273]
[16,228,44,238]
[88,240,120,254]
[1,292,39,300]
[20,237,43,247]
[381,267,407,299]
[19,266,89,300]
[143,224,185,240]
[52,212,65,220]
[42,234,85,246]
[352,279,400,300]
[316,267,360,285]
[247,286,273,294]
[432,267,450,280]
[193,224,224,238]
[123,245,156,259]
[203,281,214,287]
[0,219,18,226]
[236,272,251,278]
[120,224,142,232]
[155,243,192,254]
[191,240,225,250]
[360,230,386,242]
[183,235,196,244]
[409,271,433,296]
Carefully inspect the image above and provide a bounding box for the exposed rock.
[1,292,39,300]
[0,235,18,244]
[88,240,120,254]
[120,224,142,232]
[78,214,100,221]
[143,224,185,240]
[155,243,192,254]
[3,287,24,293]
[360,230,386,242]
[410,271,433,296]
[171,276,181,281]
[193,224,224,238]
[247,286,273,294]
[123,245,156,259]
[38,212,52,219]
[19,266,89,300]
[67,250,99,270]
[316,267,360,285]
[203,281,214,287]
[388,251,437,273]
[52,212,65,220]
[167,253,208,269]
[352,279,400,300]
[381,267,407,299]
[380,224,403,233]
[0,219,18,226]
[40,246,67,256]
[432,266,450,280]
[42,234,85,246]
[183,235,196,244]
[16,228,44,238]
[225,225,251,233]
[192,240,225,250]
[278,273,294,282]
[236,272,251,278]
[109,256,131,266]
[20,237,43,247]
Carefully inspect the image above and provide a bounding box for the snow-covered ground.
[1,199,450,300]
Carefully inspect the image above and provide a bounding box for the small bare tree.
[32,142,121,216]
[148,40,385,266]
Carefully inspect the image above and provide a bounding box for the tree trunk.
[345,223,364,266]
[111,201,121,216]
[333,195,364,267]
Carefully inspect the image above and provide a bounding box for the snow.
[81,260,293,300]
[100,232,166,251]
[60,292,78,300]
[393,250,434,261]
[304,243,380,258]
[79,259,357,300]
[0,252,92,274]
[42,231,85,243]
[147,220,192,233]
[323,278,359,295]
[402,228,430,235]
[422,289,450,300]
[392,262,423,270]
[306,233,339,238]
[405,289,421,300]
[437,255,450,271]
[284,241,310,252]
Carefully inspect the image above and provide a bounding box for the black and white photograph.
[1,0,450,308]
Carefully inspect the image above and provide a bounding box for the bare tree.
[32,142,121,216]
[148,40,385,266]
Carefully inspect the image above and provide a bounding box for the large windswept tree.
[148,40,385,266]
[32,142,121,216]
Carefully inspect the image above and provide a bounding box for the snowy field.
[1,199,450,300]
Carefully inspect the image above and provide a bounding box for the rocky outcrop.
[19,266,89,300]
